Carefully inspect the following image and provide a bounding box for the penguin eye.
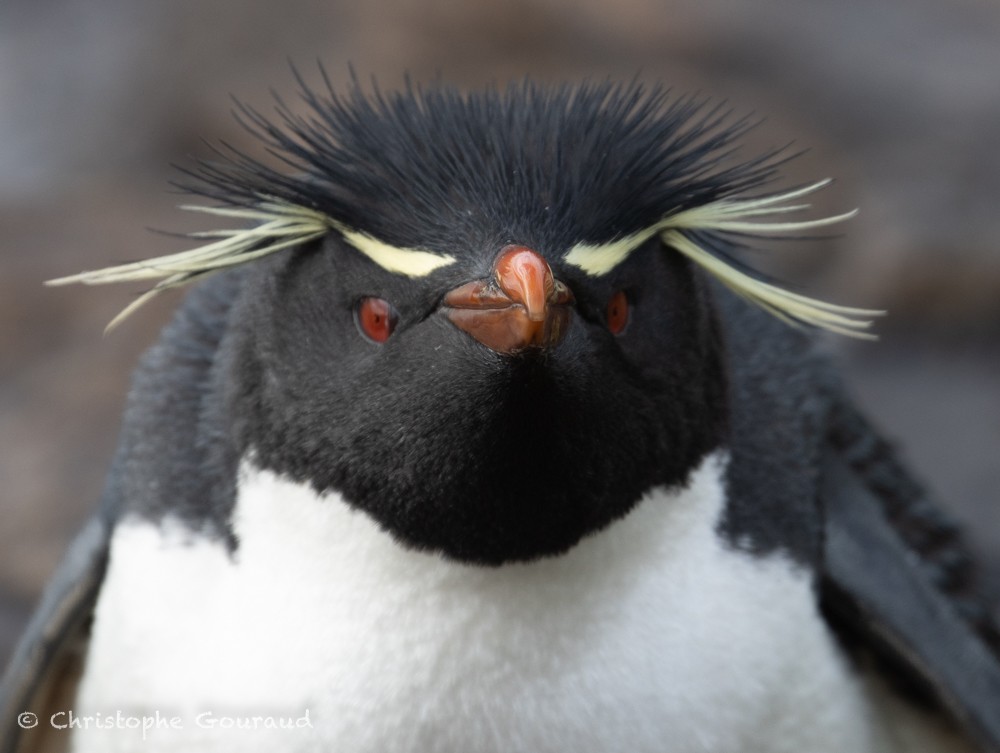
[355,297,399,343]
[606,290,629,335]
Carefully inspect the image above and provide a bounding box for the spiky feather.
[47,69,883,336]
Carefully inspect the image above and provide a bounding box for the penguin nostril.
[355,297,399,343]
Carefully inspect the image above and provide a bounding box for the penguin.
[2,73,999,753]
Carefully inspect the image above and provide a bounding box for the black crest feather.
[47,67,880,335]
[185,69,784,250]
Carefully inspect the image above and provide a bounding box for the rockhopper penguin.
[2,73,999,752]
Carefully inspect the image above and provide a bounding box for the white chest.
[74,452,960,753]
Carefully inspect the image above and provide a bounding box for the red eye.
[356,297,398,343]
[606,291,629,335]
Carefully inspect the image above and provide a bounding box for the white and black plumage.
[1,73,999,753]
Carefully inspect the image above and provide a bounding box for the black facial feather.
[221,235,728,564]
[180,68,786,257]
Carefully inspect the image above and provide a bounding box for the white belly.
[73,452,970,752]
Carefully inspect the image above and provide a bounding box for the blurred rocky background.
[1,0,998,666]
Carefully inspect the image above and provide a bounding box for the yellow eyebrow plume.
[333,225,456,278]
[563,180,884,339]
[46,201,456,332]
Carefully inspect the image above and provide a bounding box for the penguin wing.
[0,518,110,753]
[819,415,1000,752]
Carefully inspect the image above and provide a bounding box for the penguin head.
[54,75,878,564]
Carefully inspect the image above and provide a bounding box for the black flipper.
[820,432,1000,751]
[0,518,109,753]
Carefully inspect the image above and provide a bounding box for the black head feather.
[182,69,784,259]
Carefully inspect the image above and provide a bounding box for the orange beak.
[443,246,574,354]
